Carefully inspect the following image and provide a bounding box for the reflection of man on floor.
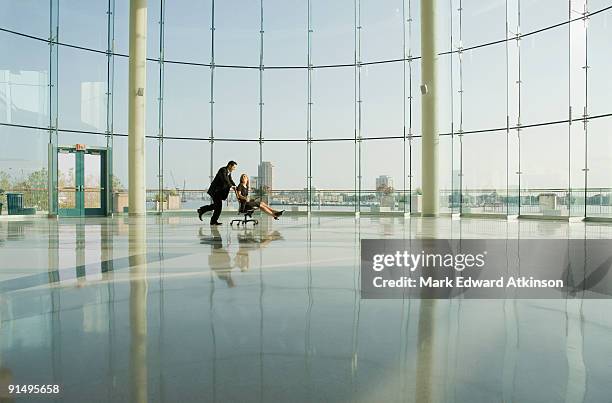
[200,226,234,287]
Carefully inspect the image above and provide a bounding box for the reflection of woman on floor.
[235,174,284,219]
[235,230,283,271]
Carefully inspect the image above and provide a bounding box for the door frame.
[56,146,109,217]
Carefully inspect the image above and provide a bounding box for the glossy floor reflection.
[1,215,612,402]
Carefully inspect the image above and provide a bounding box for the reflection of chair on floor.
[231,204,259,227]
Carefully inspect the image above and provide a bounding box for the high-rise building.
[258,161,273,190]
[376,175,394,191]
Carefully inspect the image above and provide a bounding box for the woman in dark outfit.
[235,174,284,219]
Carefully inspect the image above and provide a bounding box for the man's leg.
[198,203,214,221]
[210,198,223,224]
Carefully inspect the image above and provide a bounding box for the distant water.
[147,199,357,212]
[147,199,612,215]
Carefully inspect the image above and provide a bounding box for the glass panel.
[84,153,101,209]
[265,0,307,67]
[570,0,587,123]
[569,122,586,217]
[521,26,568,125]
[0,34,49,127]
[362,63,403,139]
[462,0,506,47]
[588,6,612,118]
[311,67,353,139]
[438,54,453,135]
[311,141,355,212]
[60,0,107,51]
[520,126,568,216]
[361,139,405,213]
[58,47,107,133]
[312,0,354,66]
[0,0,49,38]
[361,0,403,63]
[438,134,455,214]
[164,0,211,63]
[410,61,422,137]
[263,141,306,208]
[586,117,612,217]
[410,137,422,213]
[521,0,568,34]
[215,0,260,66]
[214,69,259,139]
[0,125,49,214]
[164,63,210,139]
[162,138,211,211]
[263,70,307,139]
[58,151,77,209]
[462,132,508,215]
[462,44,507,131]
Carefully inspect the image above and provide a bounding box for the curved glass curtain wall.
[1,0,611,216]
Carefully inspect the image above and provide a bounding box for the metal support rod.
[47,0,59,217]
[354,0,362,215]
[568,0,572,215]
[158,0,166,212]
[209,0,215,185]
[458,0,464,215]
[258,0,264,196]
[449,0,455,215]
[307,0,313,214]
[517,0,522,214]
[505,0,510,216]
[403,0,407,214]
[106,0,115,216]
[128,0,148,215]
[408,1,413,214]
[583,0,589,217]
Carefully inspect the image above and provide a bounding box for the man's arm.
[220,168,235,188]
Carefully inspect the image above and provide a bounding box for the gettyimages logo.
[361,239,612,299]
[372,250,487,272]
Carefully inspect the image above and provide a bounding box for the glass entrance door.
[58,148,107,217]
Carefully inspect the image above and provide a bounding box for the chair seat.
[231,208,258,226]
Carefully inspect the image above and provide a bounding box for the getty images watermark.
[361,239,612,299]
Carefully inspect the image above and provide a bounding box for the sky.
[0,0,611,192]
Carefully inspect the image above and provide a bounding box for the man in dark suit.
[198,161,237,225]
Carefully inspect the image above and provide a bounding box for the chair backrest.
[235,187,257,214]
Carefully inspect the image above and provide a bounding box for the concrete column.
[128,0,147,215]
[421,0,438,216]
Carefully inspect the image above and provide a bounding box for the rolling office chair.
[230,203,259,227]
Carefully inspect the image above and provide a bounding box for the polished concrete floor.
[1,215,612,402]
